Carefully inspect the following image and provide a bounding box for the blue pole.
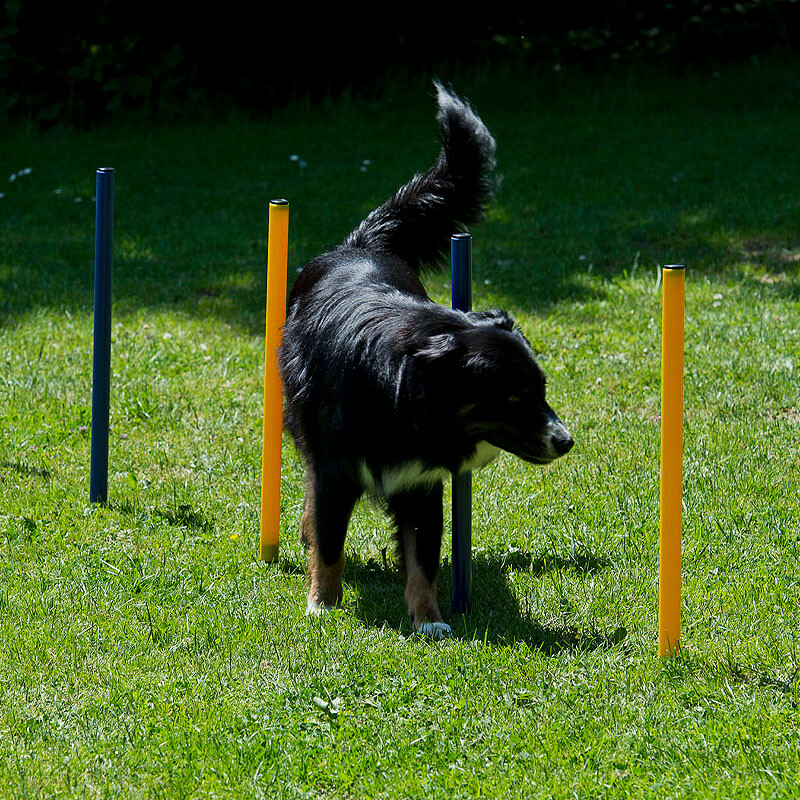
[90,168,114,503]
[451,232,472,614]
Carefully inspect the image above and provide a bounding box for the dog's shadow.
[345,548,627,654]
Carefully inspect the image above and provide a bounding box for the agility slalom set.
[88,171,685,653]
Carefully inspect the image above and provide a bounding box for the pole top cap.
[663,264,685,270]
[97,167,115,173]
[451,232,472,240]
[270,198,289,206]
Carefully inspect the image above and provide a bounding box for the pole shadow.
[111,499,214,533]
[1,460,52,481]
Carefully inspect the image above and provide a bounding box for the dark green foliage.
[2,0,799,127]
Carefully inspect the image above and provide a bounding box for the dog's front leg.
[304,464,360,615]
[389,484,451,639]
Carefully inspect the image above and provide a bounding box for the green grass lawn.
[2,59,799,798]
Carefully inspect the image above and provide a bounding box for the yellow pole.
[658,265,685,656]
[260,199,289,562]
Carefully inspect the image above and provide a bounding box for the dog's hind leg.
[304,464,360,615]
[388,483,451,639]
[299,466,315,550]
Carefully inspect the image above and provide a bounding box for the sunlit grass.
[1,58,799,798]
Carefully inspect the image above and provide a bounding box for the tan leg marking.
[401,523,445,629]
[306,548,344,613]
[302,469,344,612]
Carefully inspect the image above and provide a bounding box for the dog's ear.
[466,309,515,330]
[415,333,459,361]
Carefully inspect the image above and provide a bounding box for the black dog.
[279,83,573,638]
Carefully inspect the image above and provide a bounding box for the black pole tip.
[451,232,471,240]
[97,167,115,173]
[270,198,289,206]
[663,264,685,270]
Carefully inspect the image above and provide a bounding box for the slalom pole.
[451,233,473,613]
[658,264,685,656]
[260,200,290,562]
[90,167,115,504]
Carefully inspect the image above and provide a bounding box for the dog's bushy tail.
[343,81,497,273]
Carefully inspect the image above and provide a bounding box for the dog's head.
[416,309,573,464]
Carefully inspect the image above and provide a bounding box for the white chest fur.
[359,441,500,497]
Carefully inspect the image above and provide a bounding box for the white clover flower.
[9,167,33,182]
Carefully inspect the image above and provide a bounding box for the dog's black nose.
[553,429,574,456]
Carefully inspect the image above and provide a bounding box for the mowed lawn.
[1,60,799,798]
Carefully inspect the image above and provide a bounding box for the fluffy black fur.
[279,82,573,635]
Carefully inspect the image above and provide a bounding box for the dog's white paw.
[416,621,453,641]
[306,598,340,616]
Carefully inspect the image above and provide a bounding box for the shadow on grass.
[4,60,800,332]
[661,648,800,698]
[112,499,215,532]
[0,460,52,481]
[345,548,627,654]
